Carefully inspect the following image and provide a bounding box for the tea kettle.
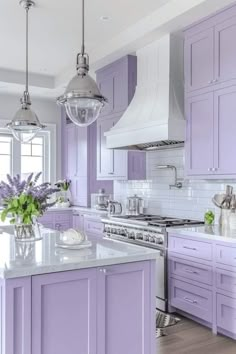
[126,195,144,216]
[108,201,123,216]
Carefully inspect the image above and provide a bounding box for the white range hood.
[105,34,185,150]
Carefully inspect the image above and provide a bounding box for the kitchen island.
[0,229,156,354]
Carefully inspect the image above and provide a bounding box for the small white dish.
[55,239,92,250]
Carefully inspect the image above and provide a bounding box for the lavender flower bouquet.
[0,173,59,240]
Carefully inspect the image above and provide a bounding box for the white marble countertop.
[0,230,157,279]
[47,206,108,216]
[168,225,236,243]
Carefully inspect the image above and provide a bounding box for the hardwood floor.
[156,316,236,354]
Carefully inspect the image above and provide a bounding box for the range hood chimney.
[105,34,185,151]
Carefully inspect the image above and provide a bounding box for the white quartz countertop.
[48,206,108,216]
[168,225,236,243]
[0,230,157,279]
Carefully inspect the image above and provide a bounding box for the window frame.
[0,123,56,183]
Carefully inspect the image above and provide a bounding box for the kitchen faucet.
[155,165,182,189]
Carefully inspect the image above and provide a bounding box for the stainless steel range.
[102,215,204,311]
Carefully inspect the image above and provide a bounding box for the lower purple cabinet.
[38,210,73,231]
[169,232,236,340]
[1,260,155,354]
[32,269,97,354]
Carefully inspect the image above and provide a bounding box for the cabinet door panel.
[214,85,236,174]
[97,119,115,178]
[215,16,236,83]
[97,75,114,117]
[217,294,236,334]
[32,269,97,354]
[97,261,155,354]
[65,124,76,179]
[185,28,214,92]
[186,93,214,175]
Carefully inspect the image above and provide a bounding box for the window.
[0,129,52,183]
[0,135,12,182]
[21,137,44,183]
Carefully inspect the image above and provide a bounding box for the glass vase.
[14,219,42,242]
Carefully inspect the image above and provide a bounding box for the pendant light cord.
[25,6,29,93]
[81,0,85,55]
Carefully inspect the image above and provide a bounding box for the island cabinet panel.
[3,277,31,354]
[38,210,73,231]
[32,269,97,354]
[97,261,155,354]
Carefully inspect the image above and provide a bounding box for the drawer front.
[216,244,236,267]
[84,219,103,237]
[217,294,236,333]
[54,212,72,223]
[169,236,212,261]
[170,278,212,322]
[216,268,236,293]
[170,257,213,285]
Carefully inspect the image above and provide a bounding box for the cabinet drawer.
[216,268,236,293]
[55,222,71,232]
[170,278,212,322]
[169,236,212,261]
[217,294,236,333]
[216,244,236,267]
[170,257,212,285]
[84,219,103,236]
[54,212,72,223]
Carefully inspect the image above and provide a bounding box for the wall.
[0,93,61,180]
[114,147,234,222]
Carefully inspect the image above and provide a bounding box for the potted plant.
[0,173,59,241]
[55,179,71,207]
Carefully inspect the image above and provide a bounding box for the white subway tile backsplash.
[114,147,235,222]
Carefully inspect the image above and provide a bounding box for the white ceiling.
[0,0,235,98]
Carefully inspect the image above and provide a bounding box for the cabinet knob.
[208,168,212,172]
[208,80,213,84]
[99,268,107,274]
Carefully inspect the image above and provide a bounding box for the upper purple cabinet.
[96,56,146,181]
[185,6,236,93]
[185,4,236,178]
[96,56,136,118]
[185,28,214,92]
[63,117,89,207]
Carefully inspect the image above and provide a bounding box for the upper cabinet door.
[65,123,77,179]
[185,28,214,92]
[186,92,214,176]
[97,74,114,117]
[214,85,236,175]
[215,16,236,84]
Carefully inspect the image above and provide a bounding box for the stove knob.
[136,233,143,240]
[156,237,163,245]
[149,236,155,243]
[128,232,135,239]
[143,234,149,241]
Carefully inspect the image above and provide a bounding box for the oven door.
[155,249,166,312]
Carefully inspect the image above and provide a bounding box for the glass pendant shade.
[7,102,45,143]
[58,72,106,127]
[7,1,46,143]
[57,0,107,126]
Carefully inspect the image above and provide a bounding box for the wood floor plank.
[156,316,236,354]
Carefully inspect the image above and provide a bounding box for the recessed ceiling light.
[100,16,111,21]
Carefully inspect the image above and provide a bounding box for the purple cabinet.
[97,261,155,354]
[1,277,31,354]
[185,28,214,92]
[32,269,97,354]
[185,6,236,178]
[217,294,236,335]
[96,55,146,181]
[214,85,236,175]
[96,56,137,118]
[186,93,214,175]
[64,121,89,206]
[215,16,236,83]
[38,210,73,231]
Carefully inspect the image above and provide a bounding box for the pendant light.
[7,0,46,143]
[57,0,107,127]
